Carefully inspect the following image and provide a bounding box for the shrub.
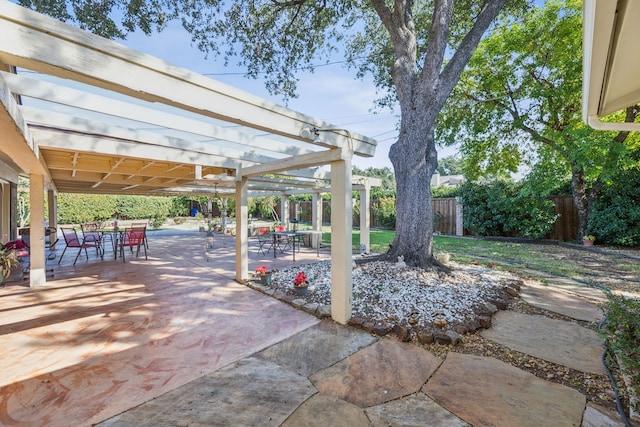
[373,197,397,229]
[459,181,558,239]
[58,194,117,224]
[588,168,640,246]
[600,296,640,415]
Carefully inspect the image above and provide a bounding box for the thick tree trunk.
[387,111,439,268]
[570,166,589,240]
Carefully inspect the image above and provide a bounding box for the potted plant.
[583,235,596,246]
[293,271,309,296]
[0,243,20,284]
[255,265,272,285]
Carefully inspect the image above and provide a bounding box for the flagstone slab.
[542,279,609,303]
[521,283,604,321]
[481,311,605,374]
[365,393,470,427]
[310,339,442,408]
[257,319,378,377]
[99,357,316,427]
[423,353,586,427]
[581,403,625,427]
[282,394,371,427]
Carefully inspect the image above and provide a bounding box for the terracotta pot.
[583,239,594,246]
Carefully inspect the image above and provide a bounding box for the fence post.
[455,197,463,236]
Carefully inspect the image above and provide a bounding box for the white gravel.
[265,256,518,327]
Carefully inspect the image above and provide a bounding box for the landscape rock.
[478,316,492,329]
[372,322,393,337]
[417,331,434,345]
[392,325,411,342]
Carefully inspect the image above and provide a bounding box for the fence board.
[272,195,579,241]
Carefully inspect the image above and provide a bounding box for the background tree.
[438,0,640,239]
[353,166,396,198]
[436,155,464,176]
[21,0,525,267]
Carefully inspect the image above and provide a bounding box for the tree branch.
[436,0,508,107]
[419,0,454,92]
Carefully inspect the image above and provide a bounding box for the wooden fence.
[273,195,579,241]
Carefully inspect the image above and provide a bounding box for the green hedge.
[459,181,558,239]
[57,194,171,228]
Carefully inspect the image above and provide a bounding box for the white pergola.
[583,0,640,131]
[0,1,380,324]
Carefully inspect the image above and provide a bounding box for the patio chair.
[256,226,273,256]
[58,227,102,265]
[131,222,149,248]
[274,225,292,252]
[80,223,110,255]
[118,227,147,262]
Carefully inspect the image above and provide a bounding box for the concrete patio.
[0,228,329,426]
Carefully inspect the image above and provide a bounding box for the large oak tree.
[21,0,522,267]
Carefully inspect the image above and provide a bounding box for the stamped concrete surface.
[521,282,604,322]
[481,311,605,374]
[310,339,442,408]
[365,393,470,427]
[423,352,586,427]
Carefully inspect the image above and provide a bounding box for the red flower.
[294,271,308,287]
[255,266,268,275]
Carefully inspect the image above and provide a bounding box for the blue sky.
[119,20,458,171]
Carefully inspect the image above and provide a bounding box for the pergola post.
[359,183,371,253]
[280,194,290,228]
[29,174,46,287]
[0,181,10,243]
[330,148,353,324]
[311,192,323,248]
[47,190,57,248]
[235,174,249,283]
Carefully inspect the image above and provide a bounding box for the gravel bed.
[263,257,517,327]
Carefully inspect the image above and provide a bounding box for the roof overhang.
[583,0,640,131]
[0,0,379,197]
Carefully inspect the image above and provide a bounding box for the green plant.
[600,296,640,414]
[458,181,558,239]
[583,235,596,241]
[588,168,640,246]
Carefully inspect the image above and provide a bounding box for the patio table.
[271,230,323,261]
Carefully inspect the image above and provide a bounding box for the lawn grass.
[321,229,640,286]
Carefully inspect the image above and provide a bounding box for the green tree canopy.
[438,0,640,239]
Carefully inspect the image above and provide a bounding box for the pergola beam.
[0,2,377,157]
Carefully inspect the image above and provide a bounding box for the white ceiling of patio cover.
[0,1,378,196]
[583,0,640,129]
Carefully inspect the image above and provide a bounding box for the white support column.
[29,174,46,287]
[330,149,353,324]
[0,182,9,243]
[280,194,290,228]
[47,190,57,248]
[359,183,371,254]
[235,175,249,283]
[455,197,464,236]
[311,192,323,248]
